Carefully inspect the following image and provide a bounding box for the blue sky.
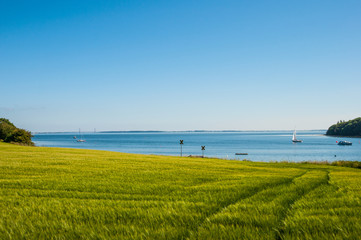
[1,0,360,132]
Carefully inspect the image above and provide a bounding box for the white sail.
[292,130,297,141]
[292,129,302,142]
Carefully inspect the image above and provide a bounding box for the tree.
[0,118,34,145]
[326,117,361,136]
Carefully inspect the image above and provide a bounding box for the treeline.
[326,117,361,137]
[0,118,34,145]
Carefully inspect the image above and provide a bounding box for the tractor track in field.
[184,170,309,239]
[274,170,330,240]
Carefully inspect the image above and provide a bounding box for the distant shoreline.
[33,129,327,134]
[325,134,361,138]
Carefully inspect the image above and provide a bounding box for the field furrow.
[275,170,330,240]
[191,170,329,239]
[280,168,361,239]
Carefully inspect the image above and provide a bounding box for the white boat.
[292,130,302,143]
[76,129,86,142]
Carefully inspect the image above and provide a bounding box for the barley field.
[1,142,360,239]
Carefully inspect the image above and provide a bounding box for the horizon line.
[32,129,327,134]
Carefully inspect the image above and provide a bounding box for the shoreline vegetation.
[1,142,361,239]
[326,117,361,137]
[181,156,361,170]
[0,118,33,146]
[299,160,361,169]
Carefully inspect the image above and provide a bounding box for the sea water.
[32,130,361,162]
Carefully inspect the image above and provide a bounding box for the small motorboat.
[337,141,352,145]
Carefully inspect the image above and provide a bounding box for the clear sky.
[1,0,360,132]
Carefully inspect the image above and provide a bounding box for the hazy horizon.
[33,129,327,134]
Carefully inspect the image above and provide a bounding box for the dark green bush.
[0,118,33,145]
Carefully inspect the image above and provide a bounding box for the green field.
[1,143,361,239]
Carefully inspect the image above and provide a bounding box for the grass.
[0,142,361,239]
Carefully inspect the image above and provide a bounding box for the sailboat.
[292,129,302,143]
[76,129,86,142]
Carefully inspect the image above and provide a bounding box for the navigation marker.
[180,140,184,157]
[201,146,205,158]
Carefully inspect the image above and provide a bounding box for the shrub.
[0,118,33,145]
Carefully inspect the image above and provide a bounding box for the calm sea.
[32,130,361,162]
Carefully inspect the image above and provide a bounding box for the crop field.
[1,142,361,239]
